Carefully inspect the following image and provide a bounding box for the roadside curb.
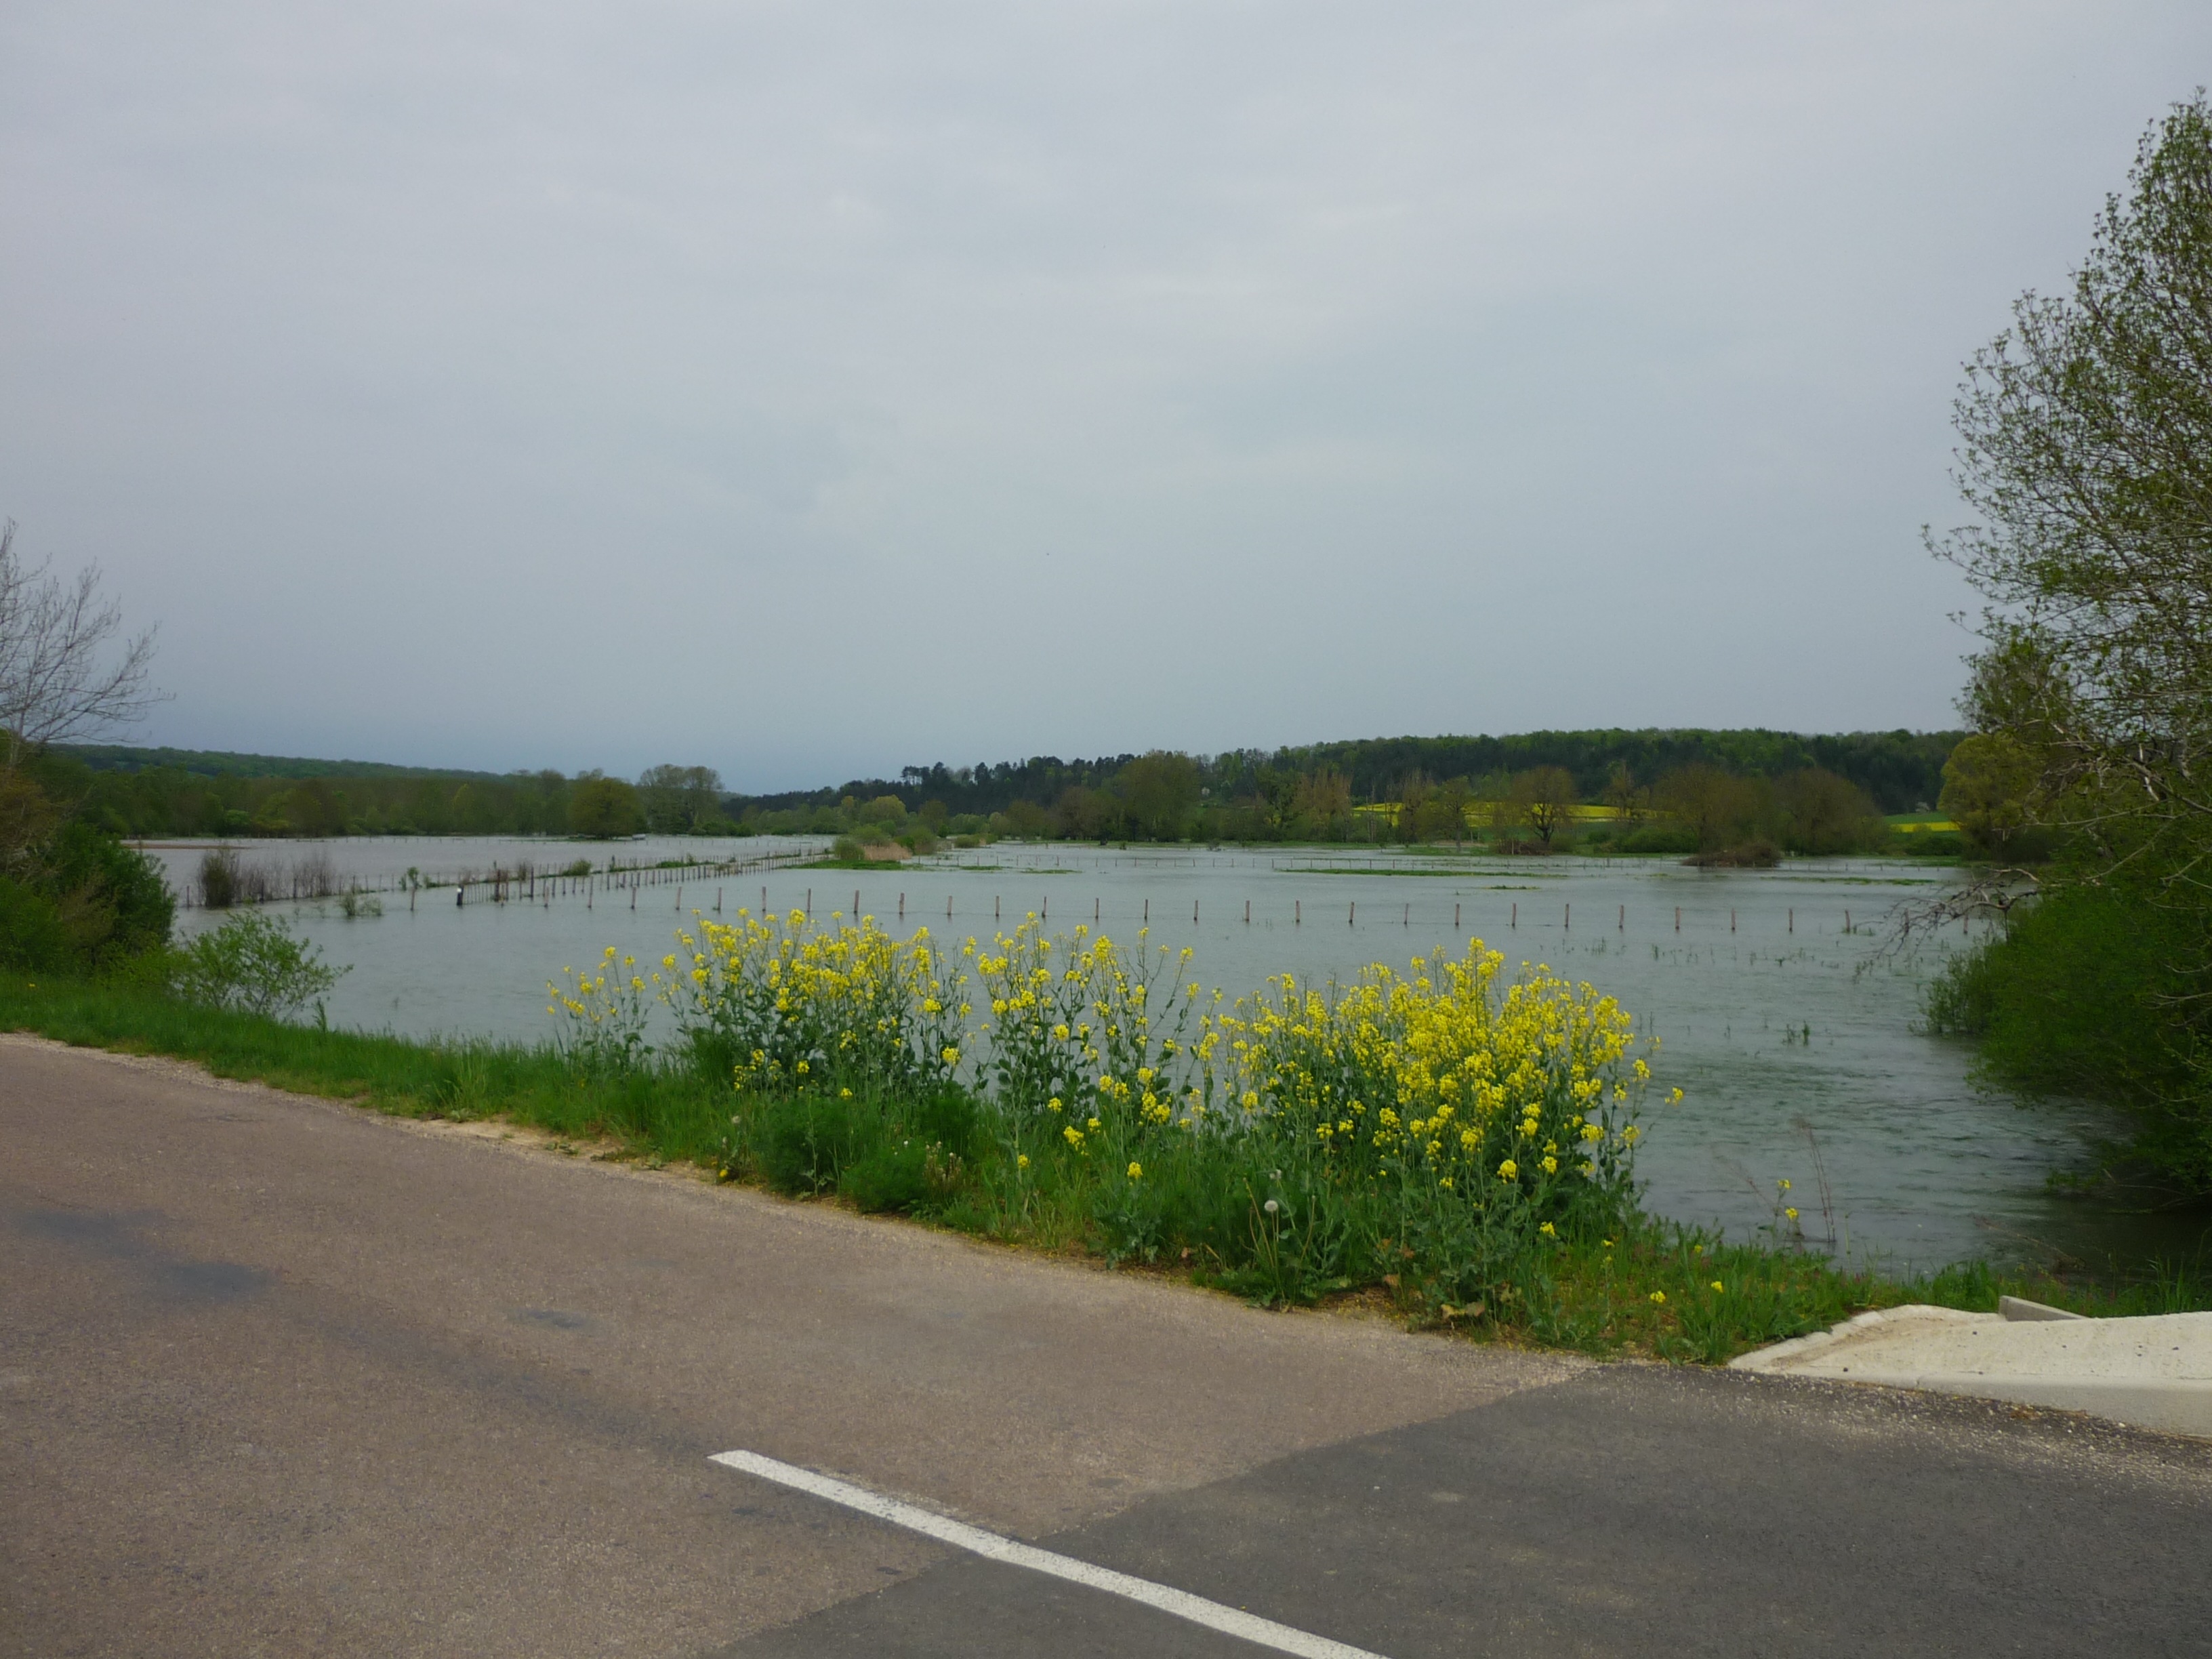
[1731,1303,2212,1439]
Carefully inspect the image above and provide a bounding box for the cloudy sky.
[3,3,2206,790]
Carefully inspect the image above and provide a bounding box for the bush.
[1900,831,1967,859]
[1618,823,1699,855]
[0,813,172,970]
[1685,840,1780,868]
[171,911,346,1021]
[0,878,70,970]
[200,848,240,908]
[754,1086,979,1211]
[1926,880,2212,1189]
[757,1093,877,1194]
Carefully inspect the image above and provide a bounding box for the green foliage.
[0,879,69,969]
[1938,95,2212,854]
[567,772,642,838]
[1616,823,1699,855]
[0,770,172,969]
[199,848,239,908]
[171,911,345,1021]
[58,744,506,781]
[756,1093,876,1194]
[40,752,657,839]
[1117,751,1202,839]
[44,822,173,958]
[1939,734,2051,860]
[736,729,1959,845]
[752,1086,979,1212]
[1923,101,2212,1182]
[638,764,725,834]
[1926,879,2212,1191]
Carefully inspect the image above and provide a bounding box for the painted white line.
[710,1449,1391,1659]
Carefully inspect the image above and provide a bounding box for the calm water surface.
[146,837,2207,1274]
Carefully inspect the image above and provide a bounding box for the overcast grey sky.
[3,3,2206,790]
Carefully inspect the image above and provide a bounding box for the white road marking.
[710,1449,1391,1659]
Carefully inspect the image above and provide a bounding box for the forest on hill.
[48,726,1960,850]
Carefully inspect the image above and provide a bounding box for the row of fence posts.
[174,865,1938,939]
[742,895,1939,937]
[181,846,807,910]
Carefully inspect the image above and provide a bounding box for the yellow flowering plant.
[552,917,1664,1317]
[546,946,656,1076]
[972,918,1207,1128]
[1197,945,1652,1303]
[648,909,968,1100]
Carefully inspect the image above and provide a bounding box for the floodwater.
[142,836,2207,1275]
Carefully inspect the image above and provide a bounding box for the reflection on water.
[142,836,2207,1274]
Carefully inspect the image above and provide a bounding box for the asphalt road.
[5,1034,2209,1658]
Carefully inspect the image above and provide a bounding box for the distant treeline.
[63,744,509,783]
[50,727,1962,847]
[47,753,733,840]
[748,728,1961,823]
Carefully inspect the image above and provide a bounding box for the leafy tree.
[1418,775,1473,846]
[1773,768,1883,856]
[1118,751,1201,840]
[1602,762,1648,821]
[569,771,642,838]
[1291,769,1351,839]
[1394,771,1432,844]
[284,779,348,838]
[1055,785,1118,841]
[0,766,61,875]
[638,764,724,834]
[1654,764,1763,854]
[1938,734,2047,859]
[1933,94,2212,871]
[1252,768,1298,836]
[1927,94,2212,1191]
[1507,766,1578,848]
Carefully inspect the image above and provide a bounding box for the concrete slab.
[1731,1303,2212,1438]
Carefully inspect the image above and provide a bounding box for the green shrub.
[0,878,70,970]
[200,848,239,908]
[1926,880,2212,1190]
[755,1086,980,1211]
[172,911,346,1021]
[1618,823,1698,855]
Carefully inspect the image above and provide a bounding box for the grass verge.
[4,967,2203,1362]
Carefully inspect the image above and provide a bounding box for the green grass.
[5,968,2204,1363]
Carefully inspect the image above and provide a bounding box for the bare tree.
[0,521,165,770]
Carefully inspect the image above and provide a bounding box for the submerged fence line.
[171,843,817,909]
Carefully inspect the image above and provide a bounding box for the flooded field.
[142,836,2204,1275]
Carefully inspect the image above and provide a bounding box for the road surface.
[3,1035,2207,1657]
